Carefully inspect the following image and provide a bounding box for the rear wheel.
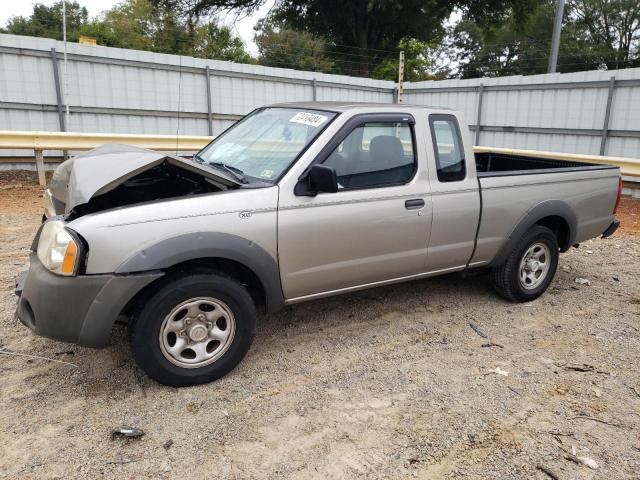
[130,273,256,387]
[491,226,559,302]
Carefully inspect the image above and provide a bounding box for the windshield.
[196,107,337,183]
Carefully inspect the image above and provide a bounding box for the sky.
[0,0,274,54]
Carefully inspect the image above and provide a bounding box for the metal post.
[204,66,213,136]
[600,76,616,155]
[474,83,484,145]
[548,0,565,73]
[50,48,68,162]
[62,0,70,129]
[34,149,46,186]
[397,51,405,104]
[50,48,66,132]
[312,78,317,101]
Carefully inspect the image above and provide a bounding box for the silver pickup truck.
[15,102,621,386]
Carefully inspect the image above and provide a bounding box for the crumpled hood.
[49,143,239,212]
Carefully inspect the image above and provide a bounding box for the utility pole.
[62,0,70,129]
[397,50,405,104]
[548,0,565,73]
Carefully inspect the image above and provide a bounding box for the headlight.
[36,221,82,276]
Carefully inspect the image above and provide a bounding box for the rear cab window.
[429,114,466,182]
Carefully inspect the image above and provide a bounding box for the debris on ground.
[111,427,145,440]
[163,439,174,450]
[105,458,137,465]
[574,277,591,286]
[567,446,599,469]
[569,415,626,428]
[484,367,509,377]
[0,348,78,368]
[468,321,488,338]
[563,364,595,372]
[536,464,561,480]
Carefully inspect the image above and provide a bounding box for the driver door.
[277,113,433,301]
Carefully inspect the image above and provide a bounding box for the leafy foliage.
[3,0,253,63]
[4,1,89,42]
[168,0,456,76]
[452,0,640,78]
[254,18,334,72]
[372,38,450,81]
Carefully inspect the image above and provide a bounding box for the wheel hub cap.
[159,297,236,369]
[188,324,208,342]
[519,243,551,290]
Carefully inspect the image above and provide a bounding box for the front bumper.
[15,253,162,348]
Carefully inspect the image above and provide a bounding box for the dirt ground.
[1,172,639,480]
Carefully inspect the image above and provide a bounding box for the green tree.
[3,0,254,63]
[452,0,640,78]
[372,38,450,81]
[569,0,640,69]
[5,1,88,41]
[192,22,255,62]
[166,0,456,76]
[254,19,334,72]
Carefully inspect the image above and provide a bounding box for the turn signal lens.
[61,241,78,275]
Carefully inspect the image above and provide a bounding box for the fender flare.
[489,200,577,267]
[116,232,285,312]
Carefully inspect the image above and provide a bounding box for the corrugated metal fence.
[404,71,640,158]
[1,33,640,161]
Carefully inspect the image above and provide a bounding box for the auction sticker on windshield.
[290,112,328,127]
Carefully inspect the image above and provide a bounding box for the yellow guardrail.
[0,131,211,152]
[0,130,639,186]
[0,130,214,185]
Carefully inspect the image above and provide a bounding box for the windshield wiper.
[208,162,248,184]
[193,154,248,184]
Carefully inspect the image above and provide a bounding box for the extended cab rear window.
[429,114,466,182]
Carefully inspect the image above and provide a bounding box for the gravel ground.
[1,173,639,480]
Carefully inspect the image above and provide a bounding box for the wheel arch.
[490,200,577,267]
[116,232,285,314]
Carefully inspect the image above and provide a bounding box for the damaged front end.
[47,143,241,219]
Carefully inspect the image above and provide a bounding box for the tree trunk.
[354,0,370,77]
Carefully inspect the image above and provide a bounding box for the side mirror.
[295,164,338,196]
[309,164,338,194]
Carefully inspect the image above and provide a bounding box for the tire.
[491,225,559,302]
[130,273,256,387]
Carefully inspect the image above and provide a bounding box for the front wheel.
[130,273,256,387]
[491,225,559,302]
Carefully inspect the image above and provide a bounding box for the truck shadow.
[61,271,499,395]
[258,271,497,336]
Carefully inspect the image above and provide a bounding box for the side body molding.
[489,200,577,267]
[116,232,285,312]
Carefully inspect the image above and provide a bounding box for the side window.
[322,122,416,190]
[429,115,466,182]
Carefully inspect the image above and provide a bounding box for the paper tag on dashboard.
[289,112,328,127]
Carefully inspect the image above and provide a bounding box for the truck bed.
[470,151,620,268]
[475,151,618,177]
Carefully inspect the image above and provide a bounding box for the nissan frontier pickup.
[15,102,621,386]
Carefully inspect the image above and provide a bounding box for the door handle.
[405,199,425,210]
